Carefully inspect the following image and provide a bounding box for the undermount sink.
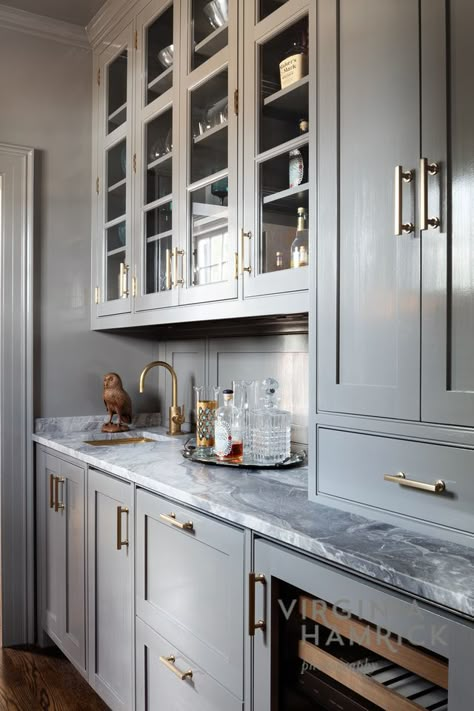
[83,432,171,446]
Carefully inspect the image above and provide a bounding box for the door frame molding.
[0,143,34,645]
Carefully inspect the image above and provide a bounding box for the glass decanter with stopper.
[214,389,244,463]
[250,378,291,465]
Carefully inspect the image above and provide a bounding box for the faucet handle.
[172,405,186,425]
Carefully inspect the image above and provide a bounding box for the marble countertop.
[33,420,474,619]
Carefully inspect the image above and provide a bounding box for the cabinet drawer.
[136,618,241,711]
[317,428,474,534]
[136,489,244,698]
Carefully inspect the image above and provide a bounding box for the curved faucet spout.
[139,360,185,436]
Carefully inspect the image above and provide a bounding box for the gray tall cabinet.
[312,0,474,545]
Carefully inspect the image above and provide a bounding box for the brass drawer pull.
[116,506,129,550]
[49,474,56,509]
[248,572,266,636]
[159,512,194,531]
[384,472,446,494]
[54,477,65,512]
[420,158,440,231]
[159,655,193,681]
[394,166,415,235]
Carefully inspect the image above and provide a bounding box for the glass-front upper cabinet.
[96,24,134,317]
[134,0,180,311]
[242,0,315,298]
[179,0,238,305]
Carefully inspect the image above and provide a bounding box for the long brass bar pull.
[240,229,252,274]
[119,262,129,298]
[394,166,415,235]
[159,655,193,681]
[175,249,185,287]
[159,512,194,531]
[419,158,440,231]
[248,572,266,636]
[54,477,65,512]
[116,506,129,550]
[384,472,446,494]
[49,474,56,509]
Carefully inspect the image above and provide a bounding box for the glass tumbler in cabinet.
[242,0,315,300]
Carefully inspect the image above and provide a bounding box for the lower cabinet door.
[136,617,242,711]
[88,469,134,711]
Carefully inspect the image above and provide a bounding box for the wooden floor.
[0,646,109,710]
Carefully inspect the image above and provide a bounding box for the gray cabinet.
[252,537,473,711]
[135,488,244,699]
[87,468,134,711]
[36,448,86,674]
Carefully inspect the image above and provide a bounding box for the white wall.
[0,27,155,416]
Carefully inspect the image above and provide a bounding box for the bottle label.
[214,420,233,457]
[279,54,308,89]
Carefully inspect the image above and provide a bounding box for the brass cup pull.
[248,572,266,636]
[159,655,193,681]
[394,166,415,235]
[116,506,129,550]
[54,477,65,512]
[240,229,252,274]
[49,474,56,509]
[159,512,194,531]
[420,158,440,231]
[384,472,446,494]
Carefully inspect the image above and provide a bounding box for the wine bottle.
[290,207,309,268]
[289,119,308,188]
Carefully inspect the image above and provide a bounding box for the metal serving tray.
[182,439,306,469]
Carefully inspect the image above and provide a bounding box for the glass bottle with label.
[214,389,243,462]
[290,207,309,268]
[279,31,308,89]
[289,119,308,188]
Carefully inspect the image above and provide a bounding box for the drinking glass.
[232,380,260,461]
[193,385,220,452]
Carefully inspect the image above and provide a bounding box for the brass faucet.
[139,361,185,436]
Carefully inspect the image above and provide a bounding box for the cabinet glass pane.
[146,235,172,294]
[191,0,228,70]
[190,69,228,184]
[145,110,173,204]
[259,151,309,274]
[106,140,127,222]
[259,16,309,153]
[146,5,174,103]
[259,0,289,22]
[107,50,128,134]
[190,181,230,286]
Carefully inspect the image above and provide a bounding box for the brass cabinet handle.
[159,655,193,681]
[394,166,415,235]
[119,262,129,298]
[166,248,173,290]
[159,512,194,531]
[420,158,440,231]
[54,477,65,512]
[49,474,56,509]
[384,472,446,494]
[116,506,129,550]
[240,229,252,274]
[175,249,185,287]
[248,572,266,636]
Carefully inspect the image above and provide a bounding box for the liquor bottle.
[279,30,308,89]
[214,389,243,462]
[290,207,309,268]
[289,118,308,188]
[275,251,284,271]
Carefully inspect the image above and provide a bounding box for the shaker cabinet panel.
[421,0,474,427]
[136,489,244,698]
[317,0,421,420]
[88,469,134,711]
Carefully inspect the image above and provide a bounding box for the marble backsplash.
[35,412,162,434]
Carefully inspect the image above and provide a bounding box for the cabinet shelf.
[148,66,173,96]
[263,182,309,211]
[194,24,228,59]
[147,152,173,172]
[108,102,127,126]
[263,76,309,118]
[193,120,228,145]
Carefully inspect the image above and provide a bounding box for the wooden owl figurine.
[102,372,133,432]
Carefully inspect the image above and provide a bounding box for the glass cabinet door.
[134,0,179,310]
[96,24,134,317]
[179,0,238,305]
[242,0,315,298]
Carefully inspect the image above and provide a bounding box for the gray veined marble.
[34,412,162,434]
[33,420,474,619]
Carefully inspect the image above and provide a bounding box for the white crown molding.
[0,3,90,49]
[86,0,133,50]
